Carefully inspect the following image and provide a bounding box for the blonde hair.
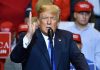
[39,4,60,14]
[38,4,60,21]
[36,0,53,12]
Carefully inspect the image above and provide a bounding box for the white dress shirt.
[23,32,54,49]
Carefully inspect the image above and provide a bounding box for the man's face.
[74,12,91,26]
[38,11,59,35]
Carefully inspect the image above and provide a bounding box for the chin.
[43,30,48,35]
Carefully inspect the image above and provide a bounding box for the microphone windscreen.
[48,28,54,40]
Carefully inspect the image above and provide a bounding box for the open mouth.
[46,26,51,29]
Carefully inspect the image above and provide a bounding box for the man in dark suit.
[10,4,89,70]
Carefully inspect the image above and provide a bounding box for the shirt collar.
[42,32,55,40]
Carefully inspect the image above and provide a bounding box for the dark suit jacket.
[10,29,89,70]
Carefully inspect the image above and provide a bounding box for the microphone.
[48,27,55,70]
[48,27,54,40]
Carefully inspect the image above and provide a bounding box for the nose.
[47,18,51,25]
[83,13,87,17]
[82,12,89,18]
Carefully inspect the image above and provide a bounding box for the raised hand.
[26,11,38,39]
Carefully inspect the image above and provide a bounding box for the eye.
[40,17,48,20]
[51,17,57,20]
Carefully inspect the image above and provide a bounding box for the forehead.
[39,11,58,17]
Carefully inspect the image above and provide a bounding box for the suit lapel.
[54,29,63,69]
[36,29,51,66]
[36,29,63,68]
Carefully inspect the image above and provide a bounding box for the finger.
[32,22,36,30]
[29,11,32,25]
[28,11,32,31]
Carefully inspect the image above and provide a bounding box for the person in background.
[70,0,85,21]
[65,1,100,69]
[10,4,89,70]
[0,21,22,70]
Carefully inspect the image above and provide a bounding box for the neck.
[75,22,88,30]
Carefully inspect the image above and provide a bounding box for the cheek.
[78,16,84,21]
[40,24,46,29]
[39,21,47,26]
[78,15,83,19]
[51,23,58,30]
[76,17,81,22]
[86,16,90,20]
[54,23,58,27]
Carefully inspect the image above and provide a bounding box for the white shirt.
[23,32,54,49]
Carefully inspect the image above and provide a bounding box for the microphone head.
[48,27,54,40]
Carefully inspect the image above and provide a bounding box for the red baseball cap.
[16,23,28,39]
[17,23,28,33]
[73,34,81,43]
[74,1,93,12]
[0,21,14,32]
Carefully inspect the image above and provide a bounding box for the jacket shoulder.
[57,29,73,36]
